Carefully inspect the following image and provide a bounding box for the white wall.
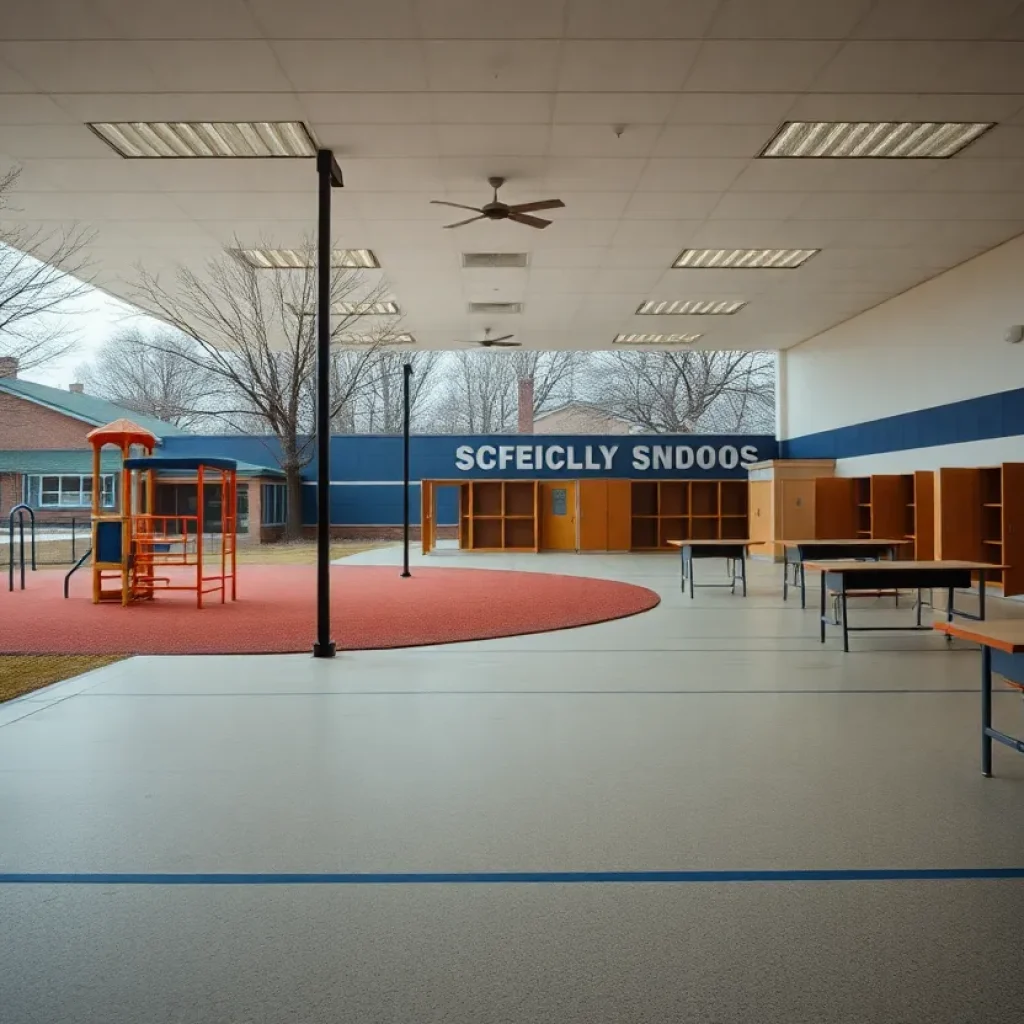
[784,233,1024,473]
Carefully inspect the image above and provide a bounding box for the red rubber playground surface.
[1,564,660,655]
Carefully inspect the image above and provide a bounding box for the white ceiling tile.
[429,93,554,124]
[416,0,567,37]
[558,42,701,92]
[315,123,439,158]
[815,41,1024,93]
[337,159,446,191]
[525,268,596,294]
[436,125,550,157]
[246,0,419,38]
[4,192,189,220]
[0,1,116,40]
[587,267,673,292]
[271,41,428,92]
[709,192,807,219]
[425,42,561,92]
[376,248,461,270]
[792,193,891,220]
[872,191,1024,220]
[0,56,33,92]
[669,92,798,124]
[920,159,1024,191]
[611,220,704,247]
[707,0,872,39]
[544,158,647,191]
[363,220,457,247]
[301,93,432,124]
[529,249,609,269]
[622,192,723,219]
[144,161,316,192]
[728,160,838,191]
[902,93,1024,121]
[0,41,159,92]
[529,219,621,247]
[353,193,449,220]
[438,158,548,192]
[549,124,661,158]
[660,267,795,293]
[553,93,677,125]
[852,0,1018,39]
[684,41,842,92]
[526,193,630,220]
[602,247,680,269]
[169,192,317,221]
[817,161,942,192]
[686,219,834,247]
[565,0,720,38]
[93,0,262,37]
[653,124,776,158]
[0,94,77,125]
[636,158,749,191]
[16,159,163,192]
[783,93,922,121]
[140,41,293,92]
[0,125,116,158]
[94,221,220,246]
[52,92,306,122]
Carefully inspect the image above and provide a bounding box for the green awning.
[0,450,122,474]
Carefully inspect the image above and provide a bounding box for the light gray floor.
[2,550,1023,1023]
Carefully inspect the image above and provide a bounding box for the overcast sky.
[24,286,159,390]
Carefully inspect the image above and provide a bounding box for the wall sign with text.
[451,436,773,479]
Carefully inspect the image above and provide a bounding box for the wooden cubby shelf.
[628,480,749,551]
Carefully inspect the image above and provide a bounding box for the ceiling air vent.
[468,301,523,314]
[462,253,529,269]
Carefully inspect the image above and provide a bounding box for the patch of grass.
[0,654,124,704]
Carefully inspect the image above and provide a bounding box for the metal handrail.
[7,504,36,592]
[64,547,93,599]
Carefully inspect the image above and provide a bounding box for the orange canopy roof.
[86,418,157,451]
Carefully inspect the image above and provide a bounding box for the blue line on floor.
[2,868,1022,886]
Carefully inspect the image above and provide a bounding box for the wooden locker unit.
[579,479,609,551]
[868,474,915,542]
[746,459,837,558]
[911,471,935,561]
[1002,463,1024,595]
[606,480,633,551]
[813,477,856,539]
[934,467,983,563]
[627,479,750,551]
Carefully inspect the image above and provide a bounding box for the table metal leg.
[916,588,922,627]
[741,551,747,597]
[783,557,788,601]
[947,586,954,623]
[981,643,993,778]
[689,555,695,600]
[800,561,807,609]
[841,581,849,653]
[680,548,685,592]
[819,572,826,644]
[979,572,986,621]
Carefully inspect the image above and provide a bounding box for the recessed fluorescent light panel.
[337,333,415,346]
[467,301,523,314]
[236,249,380,270]
[333,300,401,316]
[614,333,702,345]
[462,253,529,269]
[88,121,317,159]
[637,299,746,316]
[761,121,993,159]
[673,248,818,269]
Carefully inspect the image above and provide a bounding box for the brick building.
[0,358,285,543]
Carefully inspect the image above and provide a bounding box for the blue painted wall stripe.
[783,386,1024,461]
[1,868,1022,885]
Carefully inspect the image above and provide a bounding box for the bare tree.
[0,167,96,371]
[77,326,220,430]
[337,350,444,433]
[131,238,400,539]
[585,350,775,434]
[426,350,583,433]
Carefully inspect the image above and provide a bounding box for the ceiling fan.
[458,327,521,348]
[431,176,565,230]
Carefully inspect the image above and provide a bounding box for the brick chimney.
[69,382,84,394]
[517,378,534,434]
[0,356,18,379]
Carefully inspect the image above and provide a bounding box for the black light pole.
[401,361,413,578]
[313,149,343,659]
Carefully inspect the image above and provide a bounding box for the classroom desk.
[804,560,1003,652]
[783,539,907,608]
[934,620,1024,777]
[668,539,751,599]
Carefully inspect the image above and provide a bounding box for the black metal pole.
[313,148,342,659]
[401,361,413,578]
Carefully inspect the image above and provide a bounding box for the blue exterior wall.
[162,433,777,527]
[782,386,1024,461]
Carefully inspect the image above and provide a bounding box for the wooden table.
[804,560,1003,652]
[783,539,908,608]
[668,539,752,599]
[934,620,1024,776]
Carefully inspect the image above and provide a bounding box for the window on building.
[236,485,249,534]
[24,474,116,509]
[261,483,287,526]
